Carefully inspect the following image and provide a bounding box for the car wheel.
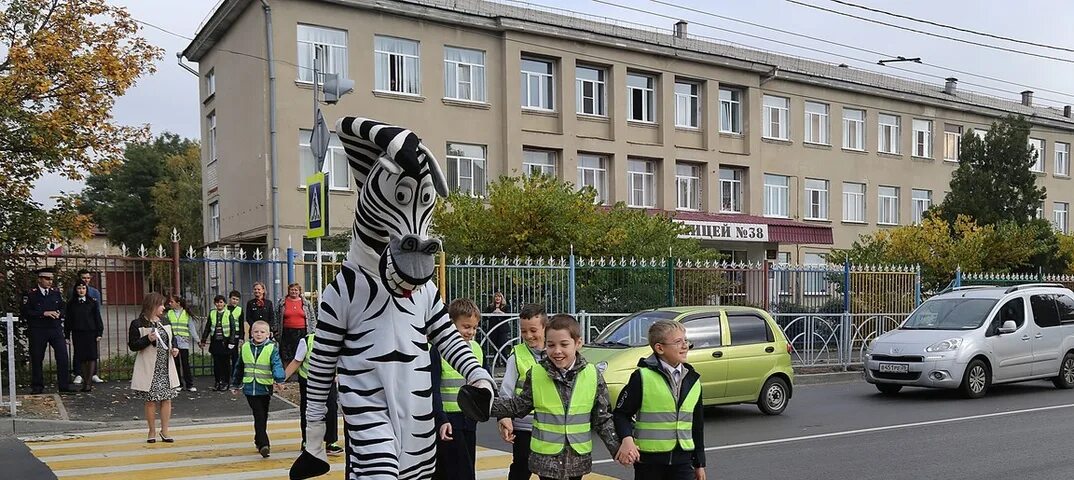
[757,377,789,415]
[960,359,990,399]
[875,383,903,395]
[1052,353,1074,389]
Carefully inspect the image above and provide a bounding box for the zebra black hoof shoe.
[289,450,331,480]
[458,384,492,422]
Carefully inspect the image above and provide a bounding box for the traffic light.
[322,73,355,104]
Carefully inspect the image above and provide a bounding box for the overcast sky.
[31,0,1074,206]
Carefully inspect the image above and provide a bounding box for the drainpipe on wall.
[261,0,281,299]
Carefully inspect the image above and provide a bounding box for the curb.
[794,371,864,386]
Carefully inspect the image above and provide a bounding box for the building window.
[913,119,932,158]
[674,81,700,128]
[719,87,743,134]
[522,148,557,177]
[521,57,554,110]
[1055,202,1069,234]
[1030,138,1046,173]
[577,154,608,204]
[720,167,743,213]
[374,35,420,95]
[803,253,828,294]
[911,189,932,224]
[1038,201,1046,220]
[209,201,220,242]
[1057,142,1070,176]
[299,129,349,190]
[973,128,987,141]
[944,124,962,161]
[297,25,348,83]
[878,113,900,154]
[576,65,606,116]
[878,186,900,225]
[628,158,657,208]
[627,73,656,123]
[207,111,217,163]
[804,178,828,220]
[843,182,865,223]
[804,101,829,145]
[773,251,792,294]
[676,162,702,211]
[763,174,790,218]
[205,69,215,98]
[443,47,485,102]
[763,95,789,140]
[842,108,865,150]
[446,143,487,197]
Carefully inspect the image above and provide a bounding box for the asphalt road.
[477,378,1074,480]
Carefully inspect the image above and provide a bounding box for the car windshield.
[592,311,679,347]
[900,298,998,330]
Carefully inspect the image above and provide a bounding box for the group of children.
[434,299,707,480]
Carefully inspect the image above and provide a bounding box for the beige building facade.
[183,0,1074,264]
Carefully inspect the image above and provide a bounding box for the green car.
[582,306,795,415]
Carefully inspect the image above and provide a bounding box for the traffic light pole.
[314,46,323,301]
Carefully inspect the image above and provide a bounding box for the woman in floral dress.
[128,292,181,443]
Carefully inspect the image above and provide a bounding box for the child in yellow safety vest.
[231,320,285,458]
[167,295,200,392]
[497,303,548,480]
[491,314,622,480]
[200,295,240,391]
[431,298,487,480]
[284,332,344,456]
[612,320,706,480]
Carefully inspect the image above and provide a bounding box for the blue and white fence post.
[568,253,577,316]
[842,259,852,367]
[286,247,295,286]
[914,264,923,307]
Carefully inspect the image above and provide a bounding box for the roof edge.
[183,0,254,62]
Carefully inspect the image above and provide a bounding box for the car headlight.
[925,338,962,352]
[596,361,608,374]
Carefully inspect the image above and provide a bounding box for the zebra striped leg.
[343,406,401,479]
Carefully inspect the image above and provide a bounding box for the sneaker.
[259,446,270,458]
[326,443,344,456]
[91,375,104,383]
[72,376,83,385]
[187,386,198,392]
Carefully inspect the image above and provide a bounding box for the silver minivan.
[865,284,1074,398]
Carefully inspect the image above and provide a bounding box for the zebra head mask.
[335,117,449,297]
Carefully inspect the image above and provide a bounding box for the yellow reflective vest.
[634,367,700,453]
[530,364,596,455]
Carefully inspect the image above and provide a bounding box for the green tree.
[938,116,1046,227]
[80,133,198,248]
[150,144,203,249]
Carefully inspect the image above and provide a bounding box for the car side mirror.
[997,320,1017,335]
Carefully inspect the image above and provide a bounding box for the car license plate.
[879,363,909,373]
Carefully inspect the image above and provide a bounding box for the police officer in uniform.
[22,268,75,394]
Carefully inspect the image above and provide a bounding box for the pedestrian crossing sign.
[306,171,328,238]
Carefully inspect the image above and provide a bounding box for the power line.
[823,0,1074,55]
[134,18,314,72]
[642,0,1074,102]
[785,0,1074,65]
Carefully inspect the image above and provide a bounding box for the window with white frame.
[521,57,554,110]
[973,128,987,141]
[299,129,349,190]
[209,201,220,242]
[719,87,743,134]
[911,189,932,224]
[207,111,217,163]
[445,143,487,197]
[1037,201,1045,220]
[1030,138,1045,173]
[803,253,828,294]
[1057,142,1070,176]
[878,113,900,154]
[443,47,485,102]
[804,178,828,220]
[842,108,865,150]
[676,162,702,211]
[627,73,656,123]
[577,154,608,204]
[522,148,557,177]
[804,101,829,145]
[576,65,606,116]
[674,81,700,128]
[205,69,215,97]
[628,158,657,208]
[763,174,790,218]
[763,95,789,140]
[944,124,962,161]
[843,182,865,223]
[878,186,900,225]
[374,35,420,94]
[297,25,347,83]
[1055,202,1069,234]
[774,251,791,294]
[720,167,743,213]
[913,119,932,158]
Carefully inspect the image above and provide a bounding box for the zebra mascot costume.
[291,117,494,480]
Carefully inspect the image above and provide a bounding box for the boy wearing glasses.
[612,320,706,480]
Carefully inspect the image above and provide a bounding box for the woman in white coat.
[128,292,180,443]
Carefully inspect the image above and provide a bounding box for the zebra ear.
[376,154,403,176]
[419,144,450,198]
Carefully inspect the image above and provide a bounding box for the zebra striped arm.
[426,288,493,386]
[303,276,349,421]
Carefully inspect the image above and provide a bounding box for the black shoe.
[80,386,92,393]
[259,445,270,458]
[30,388,43,395]
[58,387,78,394]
